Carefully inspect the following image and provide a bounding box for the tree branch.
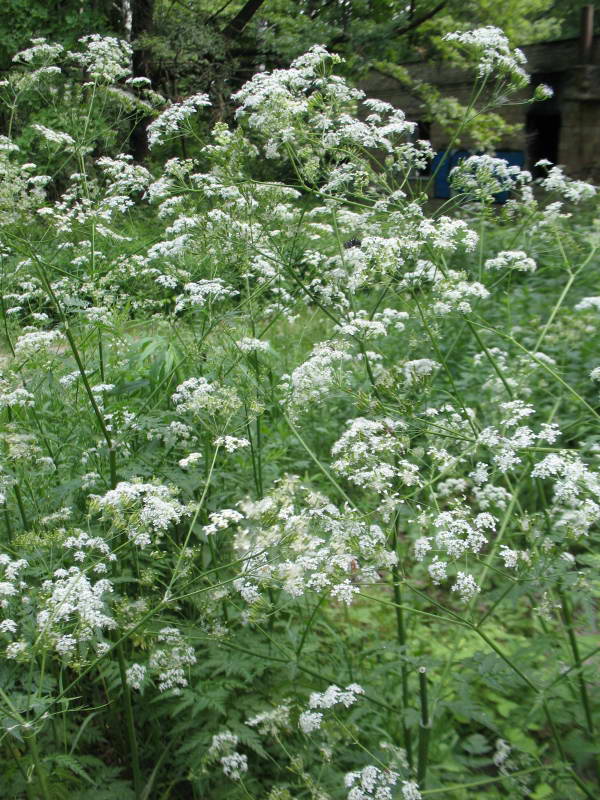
[222,0,268,38]
[392,0,447,36]
[329,0,448,47]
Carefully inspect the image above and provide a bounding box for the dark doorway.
[526,111,561,176]
[526,74,561,176]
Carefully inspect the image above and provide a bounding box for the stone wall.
[359,36,600,181]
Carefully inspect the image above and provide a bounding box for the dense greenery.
[1,1,598,94]
[0,28,599,800]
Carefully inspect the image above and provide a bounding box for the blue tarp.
[432,150,525,202]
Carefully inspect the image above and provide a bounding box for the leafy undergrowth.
[0,31,599,800]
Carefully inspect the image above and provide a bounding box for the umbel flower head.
[232,44,416,175]
[233,476,397,606]
[90,480,191,548]
[443,27,529,86]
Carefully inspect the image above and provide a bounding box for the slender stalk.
[167,444,220,595]
[116,642,143,799]
[284,413,355,507]
[417,667,431,788]
[413,296,477,436]
[474,628,537,691]
[296,593,328,658]
[547,644,600,690]
[464,318,513,399]
[255,413,263,497]
[98,330,105,382]
[473,626,594,796]
[207,535,229,624]
[420,764,566,796]
[3,501,13,544]
[63,326,117,488]
[424,74,489,193]
[391,518,413,768]
[558,590,594,735]
[358,339,383,402]
[5,407,29,529]
[244,408,261,498]
[25,732,51,800]
[7,738,36,800]
[13,482,29,530]
[28,257,118,486]
[469,321,600,422]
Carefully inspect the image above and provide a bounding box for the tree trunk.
[130,0,154,162]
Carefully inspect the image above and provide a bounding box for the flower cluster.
[331,417,420,496]
[148,93,211,147]
[233,45,415,172]
[233,477,397,606]
[532,453,600,538]
[203,509,244,536]
[450,155,532,202]
[0,30,598,800]
[299,683,364,733]
[443,27,529,85]
[0,555,29,653]
[70,35,132,84]
[485,250,537,272]
[0,378,34,410]
[172,377,241,418]
[344,766,401,800]
[403,359,440,385]
[37,567,116,656]
[246,703,291,736]
[335,309,408,340]
[207,731,248,781]
[414,508,498,600]
[90,481,190,548]
[175,279,239,312]
[537,163,597,203]
[147,627,197,693]
[281,340,353,414]
[478,400,560,472]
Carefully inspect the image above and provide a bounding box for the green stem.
[116,641,143,798]
[474,627,594,796]
[29,257,118,486]
[207,535,229,625]
[413,296,477,436]
[475,628,537,691]
[464,318,513,399]
[391,521,413,768]
[25,732,51,800]
[255,413,263,497]
[13,482,29,530]
[5,407,29,529]
[6,738,35,800]
[98,330,105,382]
[63,326,117,488]
[284,413,355,506]
[558,590,594,735]
[547,644,600,690]
[358,339,383,402]
[425,74,489,193]
[421,764,564,795]
[3,501,13,544]
[469,321,600,422]
[244,409,261,498]
[296,593,328,658]
[417,667,431,788]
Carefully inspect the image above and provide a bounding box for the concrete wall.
[359,36,600,181]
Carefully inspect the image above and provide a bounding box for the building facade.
[360,26,600,187]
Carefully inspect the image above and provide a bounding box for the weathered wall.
[359,36,600,181]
